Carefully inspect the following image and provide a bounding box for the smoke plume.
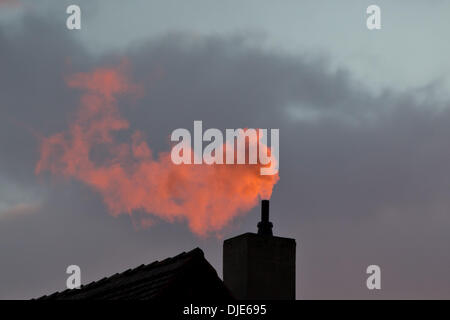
[36,62,279,235]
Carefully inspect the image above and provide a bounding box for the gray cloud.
[0,11,449,299]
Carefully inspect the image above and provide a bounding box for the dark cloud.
[0,13,449,299]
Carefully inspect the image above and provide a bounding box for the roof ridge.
[37,247,204,300]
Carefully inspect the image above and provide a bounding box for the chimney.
[257,199,273,236]
[223,200,296,300]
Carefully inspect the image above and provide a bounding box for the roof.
[38,247,233,300]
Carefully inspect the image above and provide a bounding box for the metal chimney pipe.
[257,200,273,236]
[261,199,269,222]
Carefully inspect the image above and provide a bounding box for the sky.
[1,0,450,299]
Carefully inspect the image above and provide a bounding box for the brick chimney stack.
[223,200,296,300]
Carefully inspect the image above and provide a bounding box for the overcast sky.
[1,0,450,299]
